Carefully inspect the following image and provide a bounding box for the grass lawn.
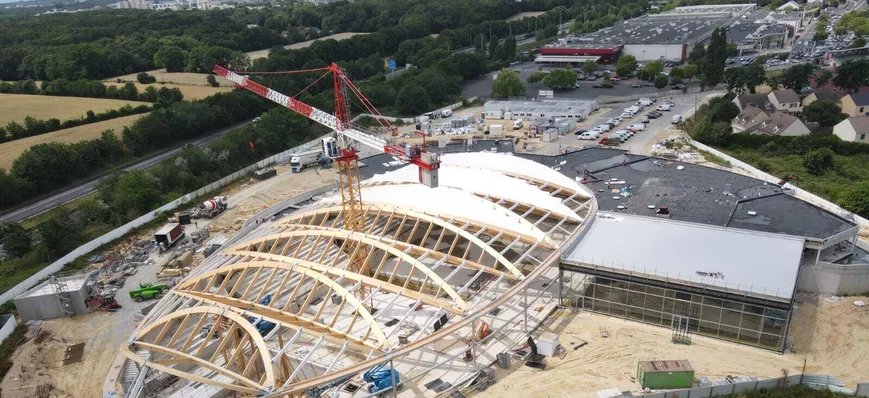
[0,93,149,126]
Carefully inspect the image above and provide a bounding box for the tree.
[582,60,598,77]
[688,42,706,66]
[206,75,220,87]
[803,147,835,175]
[542,69,578,90]
[491,68,526,98]
[669,66,685,80]
[833,59,869,92]
[839,181,869,218]
[395,85,430,114]
[136,72,156,84]
[0,222,31,258]
[654,74,669,89]
[501,35,517,61]
[615,54,638,77]
[488,36,500,59]
[743,64,766,94]
[725,67,746,93]
[814,69,834,88]
[780,63,814,91]
[802,99,848,127]
[703,28,728,87]
[537,24,558,41]
[643,60,664,80]
[154,44,186,72]
[683,64,698,82]
[99,170,163,218]
[527,71,547,84]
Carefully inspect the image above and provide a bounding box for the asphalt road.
[0,119,255,224]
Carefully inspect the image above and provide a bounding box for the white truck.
[290,149,325,173]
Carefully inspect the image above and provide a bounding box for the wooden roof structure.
[119,153,596,397]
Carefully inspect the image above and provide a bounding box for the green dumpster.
[637,360,694,389]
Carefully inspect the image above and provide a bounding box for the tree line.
[0,90,269,210]
[0,105,152,144]
[0,106,318,294]
[0,79,183,104]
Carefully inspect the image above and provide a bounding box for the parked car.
[628,123,646,131]
[592,84,602,88]
[574,129,588,136]
[672,84,686,90]
[595,124,612,132]
[657,104,672,111]
[578,131,600,140]
[631,83,642,88]
[672,114,684,124]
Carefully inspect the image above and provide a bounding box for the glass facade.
[561,271,790,351]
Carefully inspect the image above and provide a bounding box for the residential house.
[801,91,844,109]
[840,93,869,117]
[833,116,869,143]
[732,106,769,133]
[751,111,810,136]
[768,89,800,112]
[777,0,800,10]
[732,94,774,112]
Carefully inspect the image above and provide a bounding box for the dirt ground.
[0,93,148,125]
[474,295,869,398]
[246,32,368,60]
[209,164,333,231]
[0,114,146,170]
[104,81,233,100]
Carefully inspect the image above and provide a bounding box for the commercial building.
[14,274,94,322]
[484,99,599,120]
[539,42,623,64]
[554,4,754,62]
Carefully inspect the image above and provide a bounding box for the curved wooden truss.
[176,261,388,349]
[121,306,276,394]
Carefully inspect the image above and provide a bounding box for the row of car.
[575,100,676,143]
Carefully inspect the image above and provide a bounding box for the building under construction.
[110,151,595,397]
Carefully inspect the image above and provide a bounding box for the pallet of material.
[62,343,86,366]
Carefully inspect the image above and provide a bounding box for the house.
[768,89,801,112]
[732,106,769,133]
[733,94,773,112]
[840,93,869,117]
[747,111,810,136]
[833,116,869,143]
[801,91,844,109]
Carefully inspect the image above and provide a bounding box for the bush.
[803,147,835,175]
[136,72,157,84]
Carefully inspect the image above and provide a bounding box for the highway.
[0,118,256,224]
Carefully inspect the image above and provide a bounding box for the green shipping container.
[637,360,694,389]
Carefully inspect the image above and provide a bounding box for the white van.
[578,131,600,140]
[672,115,683,124]
[639,98,652,106]
[441,108,453,117]
[513,119,524,130]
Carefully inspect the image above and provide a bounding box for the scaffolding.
[671,315,693,345]
[50,275,75,317]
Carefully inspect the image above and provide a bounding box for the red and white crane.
[213,63,439,282]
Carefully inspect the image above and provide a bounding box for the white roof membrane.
[564,212,804,299]
[321,184,549,243]
[369,165,582,223]
[439,152,589,198]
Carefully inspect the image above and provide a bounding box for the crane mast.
[213,63,440,296]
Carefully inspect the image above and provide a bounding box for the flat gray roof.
[563,212,805,300]
[484,99,598,115]
[18,274,88,299]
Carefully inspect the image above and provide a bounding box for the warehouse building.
[14,274,94,322]
[547,4,754,62]
[539,42,623,64]
[483,99,599,120]
[557,149,858,352]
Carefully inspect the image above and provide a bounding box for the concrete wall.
[0,314,18,346]
[797,262,869,295]
[13,279,91,322]
[624,44,685,61]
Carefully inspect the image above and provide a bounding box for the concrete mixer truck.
[197,196,227,218]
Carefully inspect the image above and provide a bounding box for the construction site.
[2,62,869,398]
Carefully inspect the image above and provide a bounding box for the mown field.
[0,93,149,125]
[105,81,233,100]
[0,113,147,170]
[108,69,234,86]
[246,32,369,60]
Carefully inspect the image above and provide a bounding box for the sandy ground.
[0,114,146,170]
[107,70,233,87]
[473,309,803,398]
[0,93,148,125]
[209,164,333,231]
[104,82,233,100]
[508,11,545,21]
[246,32,368,60]
[473,294,869,398]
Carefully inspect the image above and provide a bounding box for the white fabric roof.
[369,165,582,223]
[564,212,804,299]
[440,152,588,198]
[321,184,549,243]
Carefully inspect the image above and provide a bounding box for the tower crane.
[212,64,440,288]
